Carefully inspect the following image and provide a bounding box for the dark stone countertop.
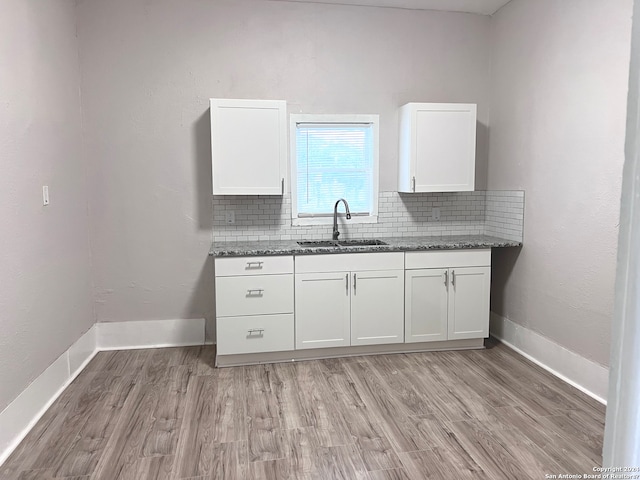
[209,235,521,257]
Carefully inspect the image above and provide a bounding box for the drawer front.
[217,314,294,355]
[405,249,491,270]
[215,256,293,277]
[216,274,294,317]
[295,252,404,274]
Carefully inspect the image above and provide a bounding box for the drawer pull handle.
[247,328,265,336]
[451,270,456,287]
[246,261,264,269]
[444,270,448,286]
[246,289,264,296]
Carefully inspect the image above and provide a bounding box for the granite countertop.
[210,235,521,257]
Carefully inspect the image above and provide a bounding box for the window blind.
[295,123,374,217]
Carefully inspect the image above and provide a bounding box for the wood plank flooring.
[0,340,606,479]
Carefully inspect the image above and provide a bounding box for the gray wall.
[2,0,629,414]
[75,0,492,332]
[0,0,94,411]
[488,0,633,366]
[604,0,640,464]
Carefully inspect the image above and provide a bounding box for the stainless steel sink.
[337,239,387,247]
[297,240,340,248]
[297,239,387,248]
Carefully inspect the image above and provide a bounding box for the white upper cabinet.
[398,103,477,193]
[210,98,287,195]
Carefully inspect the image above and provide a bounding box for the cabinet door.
[404,269,449,343]
[210,98,286,195]
[398,103,477,192]
[295,272,351,349]
[413,104,476,192]
[351,270,404,346]
[448,266,490,340]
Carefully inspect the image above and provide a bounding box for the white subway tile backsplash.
[484,190,525,242]
[212,191,524,242]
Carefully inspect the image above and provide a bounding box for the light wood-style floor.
[0,340,605,480]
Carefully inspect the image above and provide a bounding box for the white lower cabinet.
[215,274,294,317]
[447,266,491,340]
[294,272,351,349]
[215,255,294,356]
[216,314,294,355]
[215,250,492,361]
[295,253,405,350]
[351,270,404,346]
[404,268,449,342]
[405,250,491,343]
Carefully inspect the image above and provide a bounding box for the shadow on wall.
[476,121,489,190]
[185,255,216,342]
[194,110,214,231]
[189,109,216,341]
[490,246,522,316]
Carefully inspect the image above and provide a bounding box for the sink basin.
[338,239,388,247]
[297,239,388,248]
[297,240,339,248]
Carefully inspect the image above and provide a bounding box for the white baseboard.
[490,312,608,404]
[96,318,205,350]
[0,326,98,467]
[68,326,97,375]
[0,318,206,467]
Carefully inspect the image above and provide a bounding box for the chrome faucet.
[332,198,352,240]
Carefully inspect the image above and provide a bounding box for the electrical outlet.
[432,207,441,221]
[42,186,50,206]
[225,211,235,224]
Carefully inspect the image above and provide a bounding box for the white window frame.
[290,114,380,226]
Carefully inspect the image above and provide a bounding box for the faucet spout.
[332,198,352,241]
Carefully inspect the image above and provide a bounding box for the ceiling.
[271,0,513,15]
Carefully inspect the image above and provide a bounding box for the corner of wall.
[490,312,608,403]
[0,326,98,467]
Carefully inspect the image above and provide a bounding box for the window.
[290,114,379,225]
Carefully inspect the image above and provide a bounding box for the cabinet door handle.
[246,261,264,269]
[345,273,349,295]
[412,176,416,192]
[451,270,456,287]
[281,178,284,195]
[247,328,264,336]
[246,289,264,296]
[444,270,448,286]
[353,273,357,294]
